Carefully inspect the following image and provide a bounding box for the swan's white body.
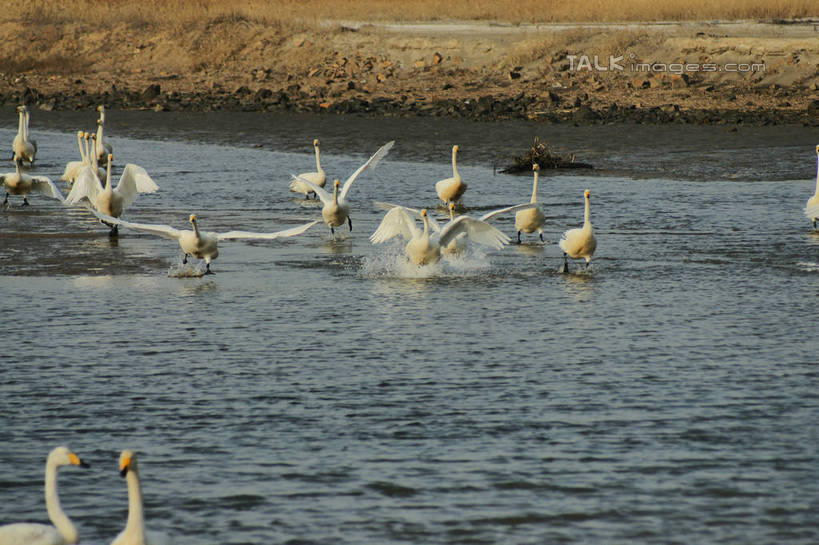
[66,154,158,233]
[371,203,520,265]
[294,140,394,236]
[1,158,64,206]
[0,447,89,545]
[61,132,105,184]
[289,139,326,197]
[12,105,37,165]
[110,451,170,545]
[435,145,467,206]
[96,106,113,162]
[803,145,819,228]
[91,211,319,273]
[514,164,546,242]
[440,201,537,256]
[559,189,596,271]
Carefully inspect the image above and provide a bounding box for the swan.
[293,140,394,236]
[0,446,89,545]
[111,450,171,545]
[558,189,596,273]
[441,201,537,256]
[90,210,319,274]
[804,144,819,228]
[12,105,37,165]
[289,138,326,198]
[61,131,89,183]
[65,154,158,235]
[370,203,516,266]
[1,157,64,207]
[514,164,546,243]
[96,105,113,162]
[435,144,467,206]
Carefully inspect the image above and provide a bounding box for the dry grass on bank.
[3,0,816,27]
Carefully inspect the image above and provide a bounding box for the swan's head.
[313,138,319,147]
[189,214,198,224]
[584,189,591,199]
[449,203,456,211]
[84,132,90,139]
[453,145,459,153]
[334,179,340,188]
[48,446,90,468]
[91,134,97,141]
[97,105,104,112]
[119,450,138,478]
[533,163,539,172]
[421,209,428,217]
[77,130,84,137]
[815,144,819,154]
[107,153,114,164]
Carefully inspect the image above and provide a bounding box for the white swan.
[1,157,64,207]
[0,446,89,545]
[90,210,319,274]
[61,131,89,183]
[440,201,537,256]
[289,138,326,198]
[66,154,157,235]
[370,203,516,266]
[12,105,37,165]
[96,105,113,162]
[803,144,819,228]
[514,164,546,243]
[293,140,394,236]
[558,189,596,273]
[435,144,467,206]
[111,450,171,545]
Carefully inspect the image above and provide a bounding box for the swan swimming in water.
[0,446,89,545]
[12,105,37,165]
[110,450,170,545]
[803,144,819,228]
[293,140,394,237]
[65,154,158,236]
[90,210,319,274]
[1,157,64,207]
[435,144,467,207]
[558,189,596,273]
[289,138,326,198]
[514,164,546,243]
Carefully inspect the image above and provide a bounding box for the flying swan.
[65,154,158,235]
[514,164,546,243]
[804,144,819,228]
[90,210,320,274]
[0,446,90,545]
[289,138,326,198]
[1,157,64,207]
[293,140,394,236]
[558,189,596,273]
[110,450,169,545]
[435,144,467,206]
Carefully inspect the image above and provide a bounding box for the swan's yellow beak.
[314,138,319,146]
[449,203,455,210]
[119,451,133,477]
[815,144,819,153]
[421,209,427,217]
[334,179,340,187]
[533,163,539,171]
[453,145,459,152]
[584,189,591,198]
[189,214,197,223]
[108,154,113,161]
[68,452,90,468]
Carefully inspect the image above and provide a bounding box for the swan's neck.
[123,468,147,541]
[23,111,30,139]
[314,145,322,172]
[104,160,113,194]
[451,147,460,178]
[422,215,430,239]
[583,197,591,226]
[45,461,78,544]
[192,221,201,240]
[96,122,104,144]
[77,134,85,161]
[17,110,24,138]
[332,184,339,204]
[814,153,819,196]
[530,172,540,203]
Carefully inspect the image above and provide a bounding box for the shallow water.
[1,110,817,544]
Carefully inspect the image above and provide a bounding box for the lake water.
[1,109,817,544]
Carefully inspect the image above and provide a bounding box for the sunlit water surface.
[1,110,817,544]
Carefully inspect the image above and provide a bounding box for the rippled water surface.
[1,109,817,544]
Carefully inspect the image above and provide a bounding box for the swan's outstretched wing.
[370,206,421,243]
[804,204,819,220]
[64,166,102,206]
[30,175,65,202]
[115,164,159,208]
[291,174,333,204]
[217,220,320,240]
[373,201,441,232]
[339,140,395,204]
[479,203,537,222]
[438,216,510,250]
[89,209,184,241]
[0,523,62,544]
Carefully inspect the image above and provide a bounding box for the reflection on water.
[1,115,818,545]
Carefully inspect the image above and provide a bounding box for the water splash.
[168,261,207,278]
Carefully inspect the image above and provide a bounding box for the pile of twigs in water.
[499,137,593,174]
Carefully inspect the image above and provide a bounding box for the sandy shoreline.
[1,19,817,125]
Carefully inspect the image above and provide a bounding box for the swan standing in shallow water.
[289,138,326,198]
[65,154,158,235]
[12,105,37,165]
[293,140,394,237]
[370,204,516,266]
[435,144,467,206]
[514,164,546,243]
[0,446,89,545]
[1,157,64,207]
[803,144,819,228]
[91,211,319,274]
[558,189,596,273]
[96,105,113,162]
